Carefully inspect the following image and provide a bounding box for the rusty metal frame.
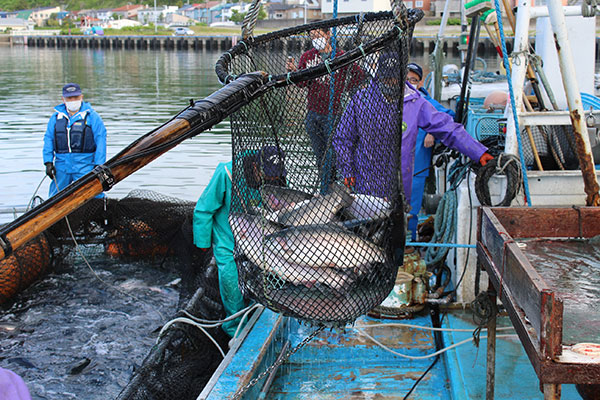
[477,206,600,399]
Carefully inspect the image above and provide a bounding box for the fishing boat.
[1,0,599,398]
[195,0,600,399]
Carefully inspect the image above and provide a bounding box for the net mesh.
[0,9,424,395]
[219,11,421,326]
[521,125,579,170]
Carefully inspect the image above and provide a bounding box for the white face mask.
[312,37,328,51]
[65,100,82,112]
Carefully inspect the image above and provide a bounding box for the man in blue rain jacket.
[43,83,107,197]
[406,63,456,241]
[192,146,286,337]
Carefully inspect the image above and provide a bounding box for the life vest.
[54,111,96,154]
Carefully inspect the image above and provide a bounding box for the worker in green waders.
[192,146,286,337]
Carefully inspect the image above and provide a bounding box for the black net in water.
[217,10,423,326]
[1,190,228,400]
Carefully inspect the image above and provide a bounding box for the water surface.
[521,239,600,344]
[0,46,231,220]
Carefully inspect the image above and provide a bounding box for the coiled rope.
[475,153,522,206]
[424,190,457,266]
[424,158,471,266]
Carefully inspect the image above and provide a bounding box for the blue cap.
[62,83,82,98]
[376,52,402,80]
[259,146,286,177]
[407,62,423,80]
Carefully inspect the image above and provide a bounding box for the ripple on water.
[0,246,180,400]
[520,239,600,344]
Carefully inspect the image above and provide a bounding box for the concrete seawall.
[8,34,600,60]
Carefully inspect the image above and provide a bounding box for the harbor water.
[0,46,500,399]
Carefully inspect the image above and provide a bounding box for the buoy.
[0,234,52,304]
[105,219,171,259]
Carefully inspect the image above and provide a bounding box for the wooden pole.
[486,282,498,400]
[0,72,270,261]
[522,97,545,171]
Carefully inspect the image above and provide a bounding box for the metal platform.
[477,206,600,399]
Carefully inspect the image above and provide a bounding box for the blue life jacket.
[54,111,96,154]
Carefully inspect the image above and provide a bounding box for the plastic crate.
[465,101,504,141]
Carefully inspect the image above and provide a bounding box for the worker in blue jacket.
[192,146,286,337]
[406,63,457,241]
[43,83,107,197]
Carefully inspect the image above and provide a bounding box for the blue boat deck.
[201,307,582,399]
[268,316,451,399]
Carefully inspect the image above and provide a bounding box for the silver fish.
[229,213,351,290]
[264,284,387,322]
[261,185,314,212]
[278,183,353,226]
[346,194,391,220]
[265,225,387,269]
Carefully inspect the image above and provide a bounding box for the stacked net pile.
[217,9,423,326]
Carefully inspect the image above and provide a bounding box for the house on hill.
[112,4,148,20]
[0,17,34,31]
[267,0,321,22]
[29,6,61,26]
[177,2,220,24]
[137,6,178,24]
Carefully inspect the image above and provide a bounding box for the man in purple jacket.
[333,52,492,202]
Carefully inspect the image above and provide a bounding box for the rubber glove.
[479,153,494,166]
[45,162,56,179]
[344,177,356,188]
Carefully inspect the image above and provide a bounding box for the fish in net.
[217,7,424,327]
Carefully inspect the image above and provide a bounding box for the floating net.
[217,8,423,326]
[0,191,227,400]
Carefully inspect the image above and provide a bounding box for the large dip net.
[217,6,423,326]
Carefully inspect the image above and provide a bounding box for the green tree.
[258,5,266,20]
[229,9,244,24]
[229,5,265,23]
[46,12,61,27]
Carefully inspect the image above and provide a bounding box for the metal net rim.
[215,9,424,85]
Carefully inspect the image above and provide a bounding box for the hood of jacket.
[403,82,421,103]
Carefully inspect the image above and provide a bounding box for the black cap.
[62,83,82,97]
[406,63,423,80]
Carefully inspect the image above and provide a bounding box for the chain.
[470,291,496,348]
[230,326,324,399]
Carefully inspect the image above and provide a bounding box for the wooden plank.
[502,242,548,338]
[480,208,549,336]
[539,360,600,385]
[489,207,600,238]
[580,207,600,237]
